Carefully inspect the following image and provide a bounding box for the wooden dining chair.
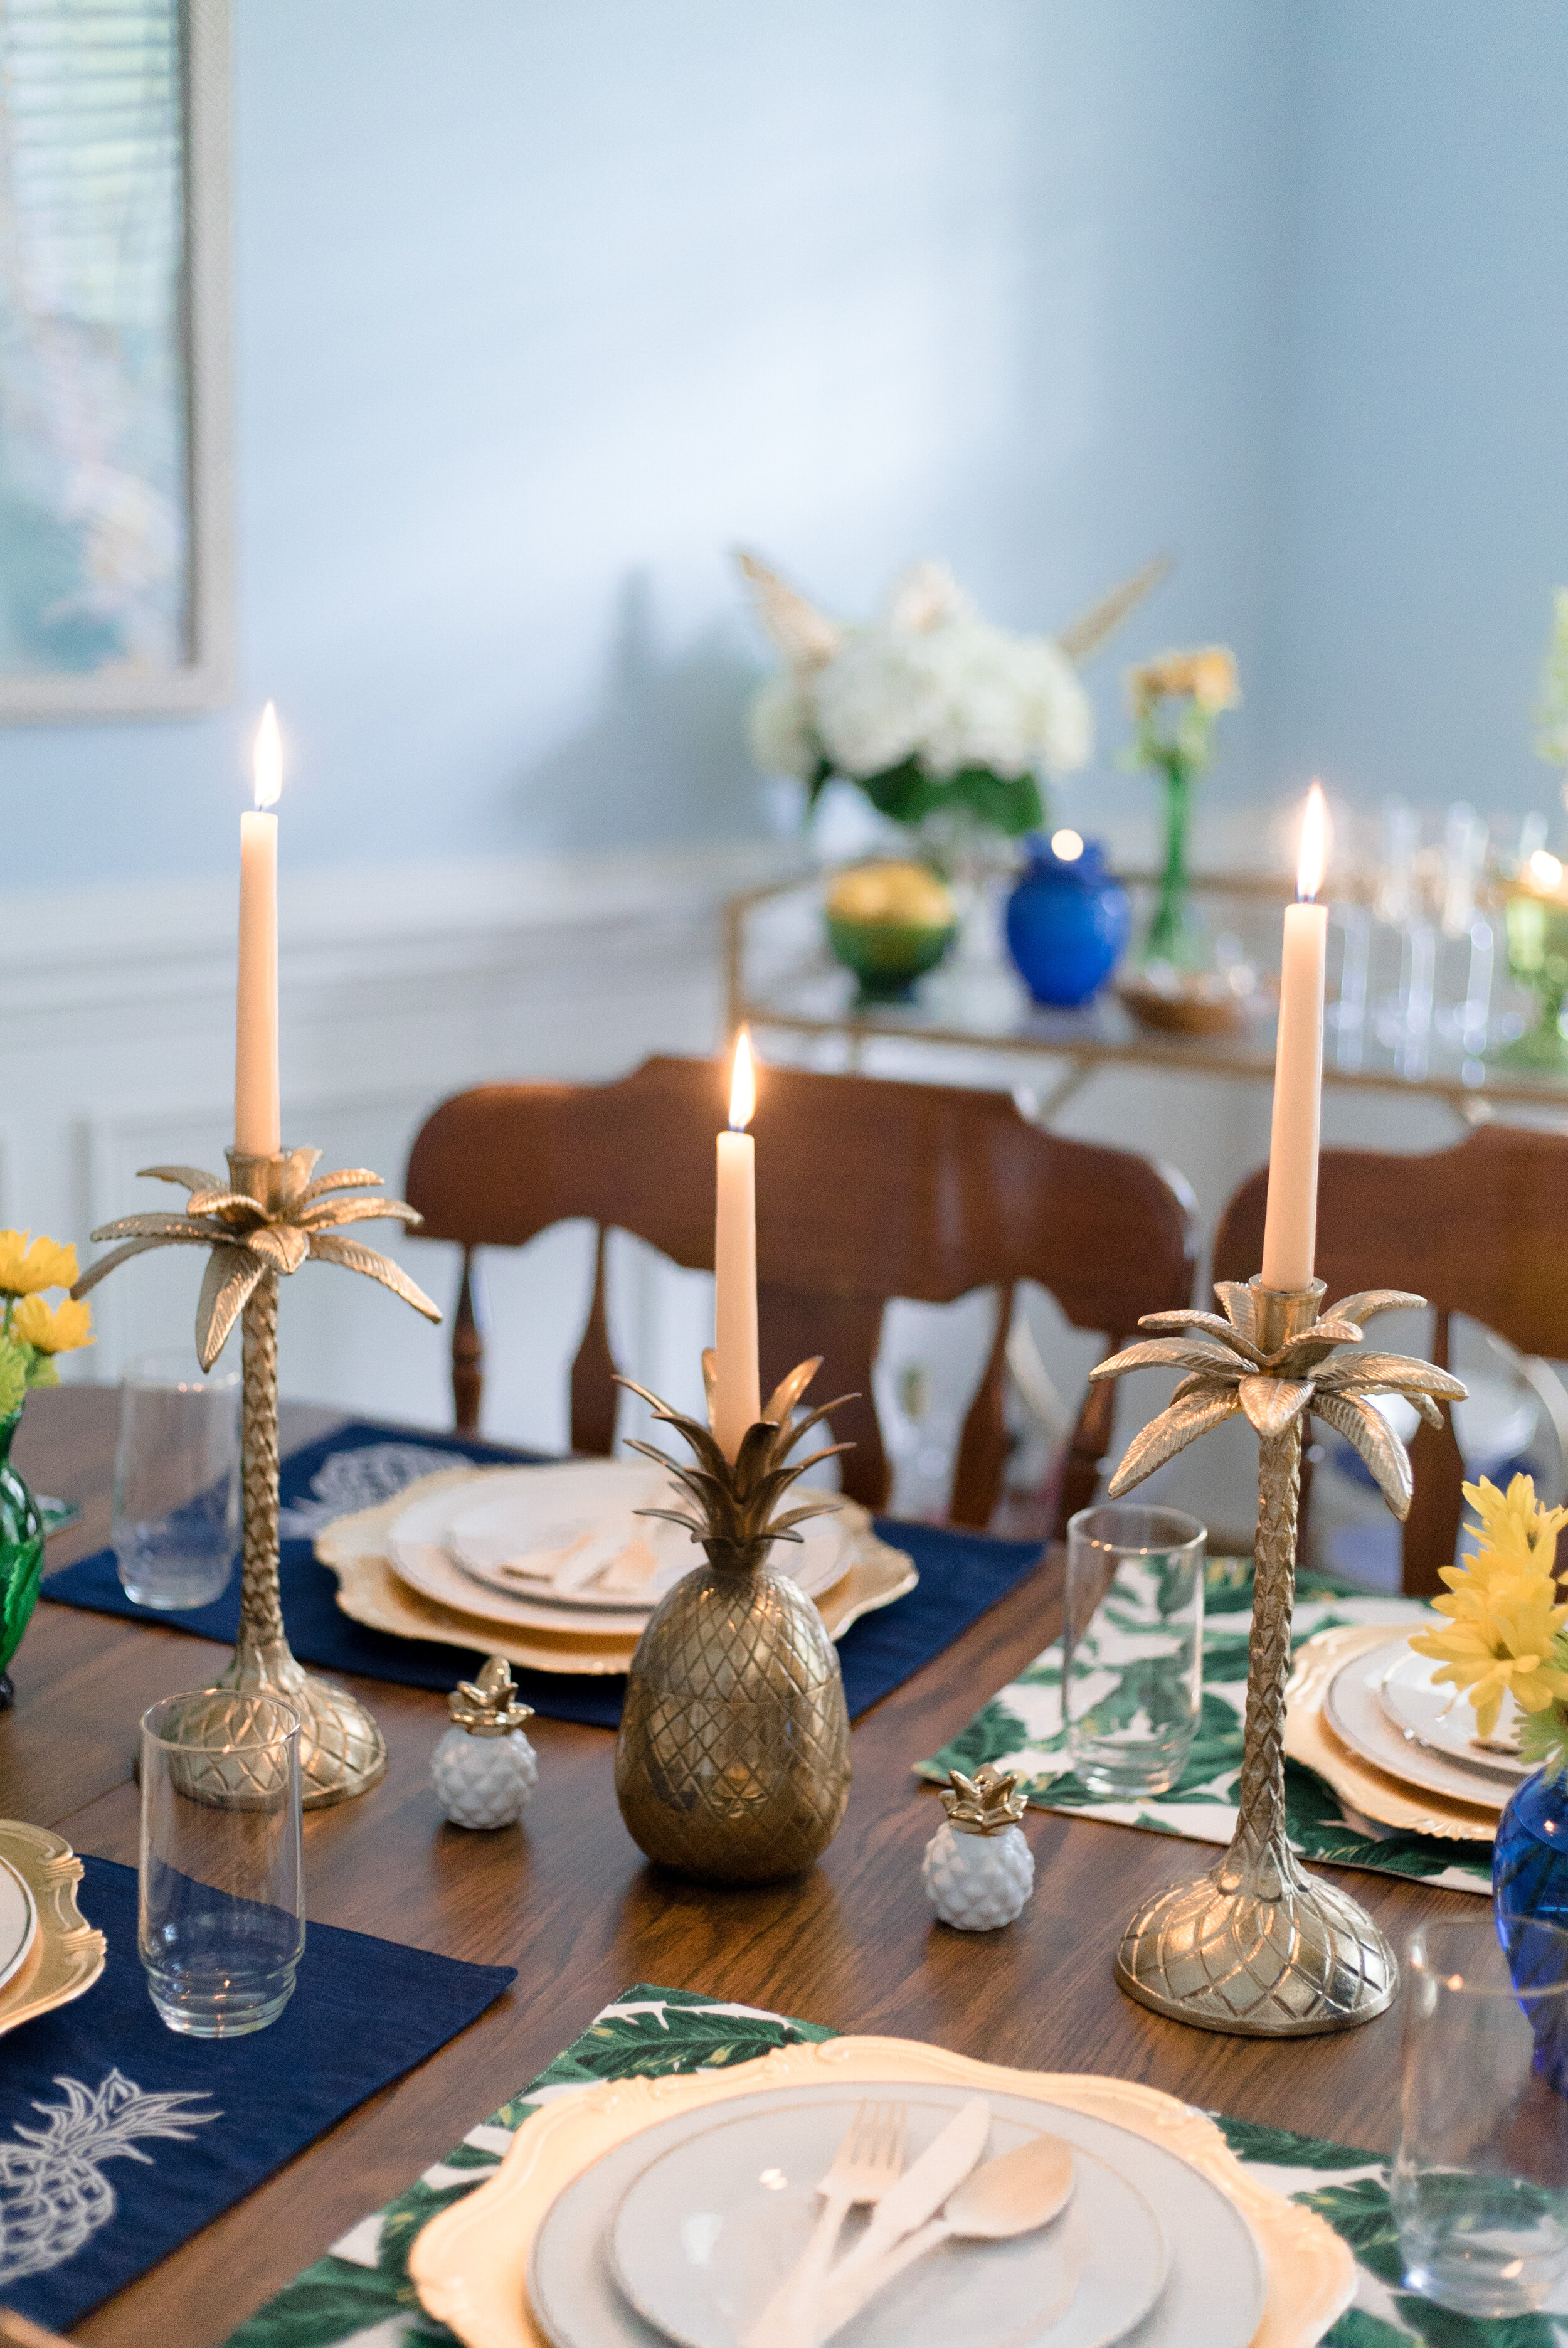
[405,1054,1198,1531]
[1212,1121,1568,1595]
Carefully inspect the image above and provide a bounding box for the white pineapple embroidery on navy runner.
[0,2070,220,2283]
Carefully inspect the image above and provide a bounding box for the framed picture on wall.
[0,0,231,721]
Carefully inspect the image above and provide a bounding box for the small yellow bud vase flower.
[1123,645,1241,972]
[0,1226,95,1708]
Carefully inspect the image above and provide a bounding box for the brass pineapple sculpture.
[613,1357,854,1884]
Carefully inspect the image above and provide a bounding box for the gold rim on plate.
[317,1469,918,1675]
[0,1821,107,2038]
[1285,1623,1497,1844]
[408,2035,1354,2348]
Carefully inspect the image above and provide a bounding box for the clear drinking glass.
[139,1691,305,2036]
[1063,1504,1205,1797]
[1394,1915,1568,2316]
[112,1351,241,1608]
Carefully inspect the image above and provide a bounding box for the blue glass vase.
[1005,835,1131,1007]
[1494,1768,1568,2089]
[1495,1768,1568,1935]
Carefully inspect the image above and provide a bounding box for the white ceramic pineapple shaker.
[431,1655,538,1829]
[921,1762,1035,1930]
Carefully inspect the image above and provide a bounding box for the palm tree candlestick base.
[1088,1275,1466,2036]
[75,1145,442,1809]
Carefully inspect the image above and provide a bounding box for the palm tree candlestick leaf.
[1327,1288,1428,1328]
[1105,1386,1241,1496]
[1088,1272,1465,2036]
[194,1244,267,1373]
[137,1163,225,1193]
[298,1196,423,1231]
[298,1167,386,1204]
[1136,1309,1268,1363]
[71,1150,443,1809]
[1237,1376,1316,1438]
[1311,1392,1416,1517]
[612,1354,857,1884]
[304,1233,440,1319]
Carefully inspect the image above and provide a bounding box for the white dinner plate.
[448,1463,850,1613]
[388,1476,850,1639]
[0,1852,38,1997]
[611,2096,1165,2348]
[1324,1639,1510,1814]
[1379,1645,1530,1783]
[527,2081,1265,2348]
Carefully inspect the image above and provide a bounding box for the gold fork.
[743,2101,908,2348]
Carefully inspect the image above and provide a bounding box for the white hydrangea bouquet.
[740,553,1094,847]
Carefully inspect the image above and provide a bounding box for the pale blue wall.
[1259,0,1568,821]
[0,0,1286,885]
[11,1,1563,888]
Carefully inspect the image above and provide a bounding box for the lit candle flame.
[1050,827,1084,861]
[1529,848,1564,892]
[728,1028,756,1132]
[253,702,282,810]
[1296,780,1327,903]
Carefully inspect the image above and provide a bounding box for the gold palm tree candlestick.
[613,1356,856,1884]
[1088,1274,1465,2034]
[74,1147,440,1807]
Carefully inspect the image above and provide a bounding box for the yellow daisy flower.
[12,1294,93,1355]
[1463,1470,1568,1570]
[1409,1474,1568,1736]
[0,1230,77,1297]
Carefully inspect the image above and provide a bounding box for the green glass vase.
[0,1407,43,1710]
[1140,755,1207,972]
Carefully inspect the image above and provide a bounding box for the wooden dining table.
[3,1386,1473,2348]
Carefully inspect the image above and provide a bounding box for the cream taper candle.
[235,703,282,1157]
[712,1029,761,1460]
[1261,782,1329,1291]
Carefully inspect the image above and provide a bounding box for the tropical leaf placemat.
[221,1983,1555,2348]
[918,1560,1493,1898]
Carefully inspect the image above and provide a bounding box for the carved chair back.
[405,1054,1198,1530]
[1213,1123,1568,1593]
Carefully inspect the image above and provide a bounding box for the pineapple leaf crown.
[613,1354,856,1572]
[449,1655,535,1737]
[1088,1279,1466,1522]
[4,2069,218,2169]
[941,1763,1029,1835]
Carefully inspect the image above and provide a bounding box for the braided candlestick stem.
[201,1152,388,1807]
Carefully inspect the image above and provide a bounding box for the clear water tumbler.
[139,1691,305,2036]
[1064,1503,1205,1797]
[1394,1915,1568,2317]
[112,1351,241,1608]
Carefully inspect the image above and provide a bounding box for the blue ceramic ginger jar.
[1005,834,1131,1007]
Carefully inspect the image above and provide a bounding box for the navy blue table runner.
[0,1856,513,2331]
[41,1419,1046,1728]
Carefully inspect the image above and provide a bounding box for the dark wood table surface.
[2,1387,1471,2347]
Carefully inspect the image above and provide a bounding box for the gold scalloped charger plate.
[0,1820,107,2037]
[408,2037,1353,2348]
[1285,1624,1496,1843]
[317,1470,918,1676]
